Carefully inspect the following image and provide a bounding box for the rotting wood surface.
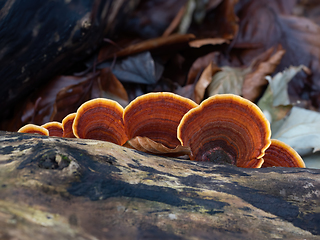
[0,131,319,240]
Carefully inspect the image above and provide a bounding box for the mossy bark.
[0,131,319,239]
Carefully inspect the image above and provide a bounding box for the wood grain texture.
[0,131,319,239]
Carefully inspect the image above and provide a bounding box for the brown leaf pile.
[3,0,320,132]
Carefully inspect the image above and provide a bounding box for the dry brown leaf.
[187,52,219,85]
[242,46,286,102]
[190,46,284,102]
[223,0,320,109]
[123,0,187,38]
[126,136,191,157]
[194,62,221,103]
[21,74,98,126]
[189,0,238,39]
[54,68,129,121]
[97,68,129,105]
[189,38,229,48]
[162,4,187,37]
[174,84,196,103]
[98,34,195,62]
[52,73,99,121]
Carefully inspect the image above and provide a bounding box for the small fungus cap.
[73,98,127,145]
[262,139,305,168]
[177,94,271,168]
[123,92,198,148]
[18,124,49,136]
[62,113,77,138]
[42,121,63,137]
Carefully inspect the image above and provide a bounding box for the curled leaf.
[98,34,195,61]
[22,74,98,126]
[194,62,221,103]
[178,0,197,34]
[189,0,238,39]
[242,46,286,102]
[272,107,320,155]
[162,4,187,37]
[227,1,320,108]
[268,66,310,107]
[126,136,191,157]
[187,52,219,85]
[52,73,99,121]
[258,65,309,123]
[189,38,229,48]
[93,68,129,107]
[98,52,164,84]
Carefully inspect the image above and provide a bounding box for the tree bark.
[0,130,319,239]
[0,0,137,120]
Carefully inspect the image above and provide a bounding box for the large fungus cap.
[18,124,49,136]
[42,121,63,137]
[73,98,127,145]
[62,113,76,138]
[262,139,305,168]
[123,92,198,148]
[177,94,271,168]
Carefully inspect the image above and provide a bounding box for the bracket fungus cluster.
[18,92,305,168]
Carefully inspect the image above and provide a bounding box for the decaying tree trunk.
[0,130,320,239]
[0,0,138,120]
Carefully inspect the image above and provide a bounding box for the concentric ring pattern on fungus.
[178,94,271,168]
[262,139,305,168]
[42,121,63,137]
[123,92,198,149]
[16,92,306,169]
[62,113,76,138]
[18,124,49,136]
[73,98,127,145]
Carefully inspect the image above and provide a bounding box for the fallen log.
[0,0,137,120]
[0,130,319,239]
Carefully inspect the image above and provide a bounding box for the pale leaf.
[272,107,320,155]
[300,152,320,169]
[258,66,309,123]
[178,0,196,34]
[242,47,285,102]
[126,136,191,157]
[98,52,164,84]
[269,65,309,107]
[206,66,246,97]
[189,38,229,48]
[194,62,214,103]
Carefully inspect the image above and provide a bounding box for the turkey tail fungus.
[262,139,305,168]
[16,93,306,169]
[18,124,49,136]
[62,113,77,138]
[123,92,198,149]
[41,122,63,137]
[72,98,128,145]
[177,94,271,168]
